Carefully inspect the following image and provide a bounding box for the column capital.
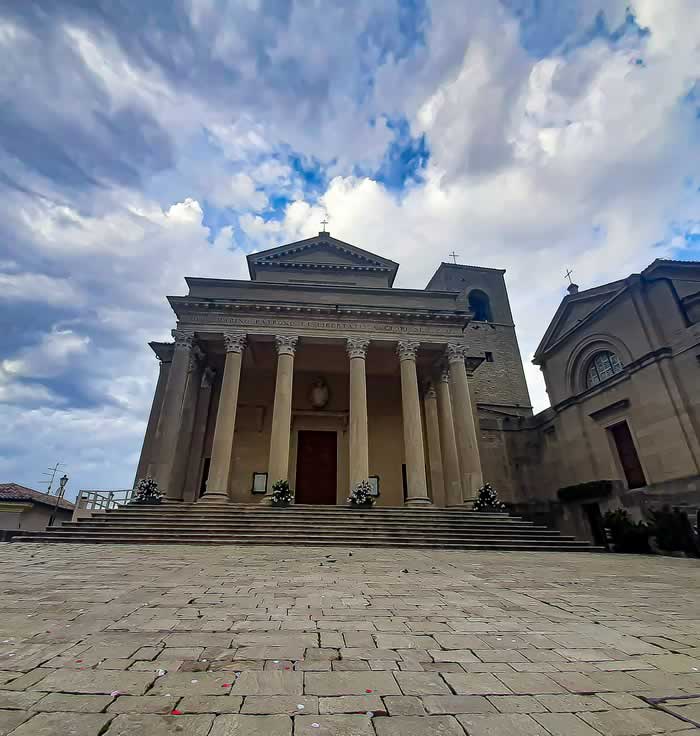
[346,337,370,360]
[445,342,466,364]
[438,369,451,384]
[424,382,437,400]
[172,329,194,351]
[275,335,298,357]
[223,332,247,354]
[397,340,420,362]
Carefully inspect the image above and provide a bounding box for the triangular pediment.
[247,233,399,286]
[534,282,627,361]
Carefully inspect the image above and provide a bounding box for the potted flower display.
[348,480,375,508]
[271,479,293,507]
[132,476,163,505]
[473,483,507,512]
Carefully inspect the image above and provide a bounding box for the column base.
[198,491,230,505]
[405,497,433,506]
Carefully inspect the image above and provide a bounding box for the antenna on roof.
[39,462,63,495]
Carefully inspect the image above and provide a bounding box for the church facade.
[135,231,700,540]
[136,232,526,507]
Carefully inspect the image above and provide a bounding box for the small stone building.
[0,483,74,538]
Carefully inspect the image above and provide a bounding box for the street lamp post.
[48,474,69,527]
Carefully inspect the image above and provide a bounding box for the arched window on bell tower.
[468,289,493,322]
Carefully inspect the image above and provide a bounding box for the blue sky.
[1,0,699,498]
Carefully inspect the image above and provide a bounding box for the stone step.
[55,528,574,543]
[13,531,601,551]
[64,521,565,537]
[112,501,517,518]
[15,528,589,545]
[98,509,528,522]
[84,514,546,527]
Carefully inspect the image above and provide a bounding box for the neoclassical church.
[135,231,700,541]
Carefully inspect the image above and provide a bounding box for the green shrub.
[603,509,651,554]
[649,506,698,554]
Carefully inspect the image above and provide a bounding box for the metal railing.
[73,489,134,520]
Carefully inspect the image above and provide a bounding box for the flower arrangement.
[348,480,375,507]
[271,479,293,506]
[133,476,163,505]
[473,483,507,512]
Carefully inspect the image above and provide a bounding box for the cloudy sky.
[1,1,699,499]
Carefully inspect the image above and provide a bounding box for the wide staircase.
[13,502,602,551]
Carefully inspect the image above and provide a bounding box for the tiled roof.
[0,483,74,510]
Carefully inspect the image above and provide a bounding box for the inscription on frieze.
[181,312,462,338]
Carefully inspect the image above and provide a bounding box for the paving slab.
[33,668,154,695]
[0,709,31,736]
[178,695,243,713]
[533,712,606,735]
[32,693,114,712]
[318,695,383,713]
[229,670,303,695]
[578,707,689,735]
[242,695,318,714]
[150,671,237,695]
[108,713,214,735]
[1,544,699,736]
[6,711,113,735]
[304,671,401,695]
[209,713,292,735]
[423,695,497,714]
[374,714,466,735]
[456,713,545,735]
[295,714,374,735]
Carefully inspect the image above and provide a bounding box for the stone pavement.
[0,544,699,735]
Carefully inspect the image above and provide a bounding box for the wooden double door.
[295,430,338,505]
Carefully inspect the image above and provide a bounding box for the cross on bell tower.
[320,215,329,233]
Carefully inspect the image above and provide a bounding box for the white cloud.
[0,271,84,307]
[1,0,698,495]
[209,172,268,211]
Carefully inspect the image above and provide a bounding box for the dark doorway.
[582,502,607,546]
[199,457,211,498]
[295,431,337,504]
[609,422,646,489]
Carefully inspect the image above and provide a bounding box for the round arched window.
[468,290,493,322]
[586,351,623,388]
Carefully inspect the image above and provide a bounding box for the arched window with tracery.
[585,350,623,388]
[468,289,493,322]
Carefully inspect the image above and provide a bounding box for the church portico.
[136,232,488,508]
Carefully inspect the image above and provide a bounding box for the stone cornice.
[170,296,468,324]
[255,261,393,274]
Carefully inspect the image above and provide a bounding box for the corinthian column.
[205,332,247,499]
[397,341,431,505]
[436,370,463,506]
[267,336,298,494]
[134,352,171,485]
[446,343,484,500]
[347,337,370,491]
[149,330,194,494]
[423,382,446,507]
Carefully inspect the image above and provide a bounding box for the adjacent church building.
[135,231,700,541]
